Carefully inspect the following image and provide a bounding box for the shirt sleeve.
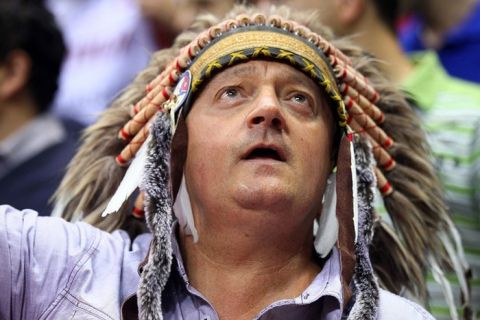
[0,204,101,320]
[377,289,436,320]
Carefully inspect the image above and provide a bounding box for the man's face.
[184,60,335,221]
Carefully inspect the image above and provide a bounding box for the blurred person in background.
[398,0,480,83]
[0,1,81,215]
[137,0,238,48]
[46,0,157,125]
[265,0,480,319]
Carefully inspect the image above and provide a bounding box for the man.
[0,5,463,319]
[0,1,82,215]
[268,0,479,318]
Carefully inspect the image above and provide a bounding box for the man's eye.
[292,94,307,103]
[287,91,316,114]
[222,87,239,98]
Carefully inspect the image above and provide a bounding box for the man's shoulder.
[1,204,102,244]
[377,289,435,320]
[0,204,152,318]
[0,204,151,263]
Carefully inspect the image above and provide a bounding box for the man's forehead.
[226,62,257,77]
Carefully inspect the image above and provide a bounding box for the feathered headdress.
[53,5,472,319]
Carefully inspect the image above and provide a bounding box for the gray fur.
[346,139,380,320]
[138,114,174,320]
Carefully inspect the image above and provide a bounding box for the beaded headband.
[114,14,396,205]
[180,26,345,121]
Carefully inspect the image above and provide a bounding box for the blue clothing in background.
[0,116,82,216]
[399,1,480,83]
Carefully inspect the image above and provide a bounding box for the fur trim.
[346,138,379,320]
[138,114,174,320]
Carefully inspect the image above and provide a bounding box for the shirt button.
[303,292,310,300]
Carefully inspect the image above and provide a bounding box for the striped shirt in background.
[401,51,480,320]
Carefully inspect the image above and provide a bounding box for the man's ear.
[334,0,366,27]
[0,50,31,101]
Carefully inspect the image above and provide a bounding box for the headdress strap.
[336,134,356,305]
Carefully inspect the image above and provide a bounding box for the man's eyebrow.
[280,71,325,98]
[216,63,325,96]
[222,63,258,78]
[285,72,316,88]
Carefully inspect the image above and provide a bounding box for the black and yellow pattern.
[182,26,347,128]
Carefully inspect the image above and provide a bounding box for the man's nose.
[246,88,286,131]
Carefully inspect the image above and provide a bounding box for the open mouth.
[244,147,285,162]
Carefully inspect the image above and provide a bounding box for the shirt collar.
[169,223,344,316]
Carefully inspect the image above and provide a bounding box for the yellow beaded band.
[183,26,347,127]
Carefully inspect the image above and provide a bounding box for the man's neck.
[179,208,321,320]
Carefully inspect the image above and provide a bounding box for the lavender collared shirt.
[0,205,152,320]
[163,228,435,320]
[163,227,343,320]
[0,205,435,319]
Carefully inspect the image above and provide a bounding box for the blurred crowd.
[0,0,478,319]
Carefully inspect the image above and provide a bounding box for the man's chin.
[233,181,294,211]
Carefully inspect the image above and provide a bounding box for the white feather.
[102,135,150,217]
[350,139,359,243]
[446,218,470,271]
[429,255,459,320]
[439,231,470,305]
[173,175,199,242]
[51,198,67,217]
[314,173,338,257]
